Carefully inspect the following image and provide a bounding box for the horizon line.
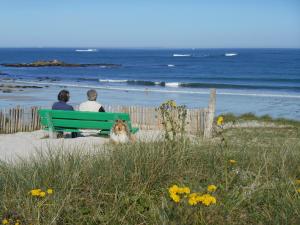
[0,46,299,50]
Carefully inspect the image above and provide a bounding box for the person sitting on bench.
[52,89,74,111]
[79,89,105,112]
[52,89,76,138]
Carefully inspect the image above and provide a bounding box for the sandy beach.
[0,130,163,162]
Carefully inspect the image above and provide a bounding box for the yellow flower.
[188,193,198,205]
[201,194,217,206]
[297,188,300,193]
[169,100,176,107]
[196,195,205,203]
[217,116,224,126]
[2,219,9,225]
[207,185,217,192]
[178,186,190,194]
[39,191,46,197]
[47,188,54,194]
[168,185,182,202]
[229,159,237,164]
[15,223,20,225]
[169,185,179,195]
[30,188,41,196]
[170,193,181,203]
[295,179,300,185]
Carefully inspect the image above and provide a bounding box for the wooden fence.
[0,106,40,134]
[0,89,216,136]
[0,105,208,135]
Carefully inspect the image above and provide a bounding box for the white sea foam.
[225,53,238,57]
[173,54,191,57]
[165,82,180,87]
[99,79,128,83]
[9,80,300,99]
[167,64,175,67]
[75,49,97,52]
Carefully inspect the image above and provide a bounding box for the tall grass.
[219,112,300,126]
[0,126,300,224]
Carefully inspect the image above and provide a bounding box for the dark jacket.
[52,101,74,111]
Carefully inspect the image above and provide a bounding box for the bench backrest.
[38,109,133,130]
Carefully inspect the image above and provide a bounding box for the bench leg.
[49,130,57,139]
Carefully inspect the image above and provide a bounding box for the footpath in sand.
[0,130,162,162]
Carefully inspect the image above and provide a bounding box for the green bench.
[38,109,139,138]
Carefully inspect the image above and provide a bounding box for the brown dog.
[110,120,135,144]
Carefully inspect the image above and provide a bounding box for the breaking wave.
[75,49,97,52]
[99,79,128,83]
[225,53,238,57]
[10,80,300,99]
[173,54,191,57]
[95,79,300,91]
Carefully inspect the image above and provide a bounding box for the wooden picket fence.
[0,106,40,134]
[0,105,209,135]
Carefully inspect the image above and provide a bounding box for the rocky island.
[0,83,43,93]
[0,71,8,75]
[1,60,122,68]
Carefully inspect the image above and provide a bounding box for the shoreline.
[3,79,300,99]
[0,79,300,120]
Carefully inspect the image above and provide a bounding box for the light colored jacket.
[79,100,102,112]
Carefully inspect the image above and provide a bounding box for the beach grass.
[220,112,300,126]
[0,125,300,224]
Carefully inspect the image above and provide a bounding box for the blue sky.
[0,0,299,48]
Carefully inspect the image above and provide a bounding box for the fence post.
[204,89,216,139]
[46,112,57,139]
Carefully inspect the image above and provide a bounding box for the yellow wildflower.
[297,188,300,193]
[2,219,9,225]
[30,188,41,196]
[169,185,182,202]
[188,193,198,205]
[201,194,217,206]
[170,193,181,203]
[47,188,54,194]
[15,223,20,225]
[178,186,190,194]
[217,116,224,126]
[188,197,197,205]
[39,191,46,197]
[229,159,237,164]
[196,195,205,203]
[207,185,217,192]
[169,100,176,107]
[169,185,179,195]
[295,179,300,185]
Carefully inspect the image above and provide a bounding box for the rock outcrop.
[0,84,43,93]
[1,60,121,68]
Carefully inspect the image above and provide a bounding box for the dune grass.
[219,112,300,127]
[0,125,300,224]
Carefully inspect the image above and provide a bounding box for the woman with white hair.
[79,89,105,112]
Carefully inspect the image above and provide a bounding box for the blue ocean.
[0,48,300,119]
